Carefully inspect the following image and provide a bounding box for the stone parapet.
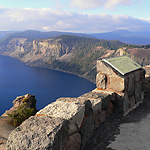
[7,116,69,150]
[37,100,85,135]
[7,91,115,150]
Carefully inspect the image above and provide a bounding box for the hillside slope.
[0,35,124,82]
[0,30,93,41]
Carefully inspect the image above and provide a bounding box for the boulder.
[80,91,111,115]
[79,100,94,149]
[36,100,85,135]
[2,94,37,116]
[64,132,81,150]
[7,116,69,150]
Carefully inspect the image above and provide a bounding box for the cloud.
[139,18,150,23]
[0,7,150,33]
[69,0,135,10]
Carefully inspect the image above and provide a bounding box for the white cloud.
[69,0,135,10]
[0,7,149,33]
[139,18,150,23]
[105,0,134,9]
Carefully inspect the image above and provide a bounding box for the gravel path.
[84,90,150,150]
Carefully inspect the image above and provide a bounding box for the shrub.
[7,102,34,127]
[22,97,28,102]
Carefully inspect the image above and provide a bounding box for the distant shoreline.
[45,67,95,84]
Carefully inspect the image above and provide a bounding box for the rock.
[80,100,94,149]
[129,96,135,108]
[56,97,88,104]
[141,69,145,91]
[135,82,142,103]
[96,73,107,89]
[89,99,102,117]
[134,70,140,82]
[145,74,150,91]
[2,94,37,116]
[7,116,69,150]
[64,133,81,150]
[97,60,114,75]
[127,74,135,97]
[106,102,114,117]
[115,92,129,113]
[143,65,150,75]
[80,91,109,99]
[36,101,85,135]
[80,91,111,115]
[109,75,125,92]
[94,110,106,129]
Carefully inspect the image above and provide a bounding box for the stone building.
[96,56,145,114]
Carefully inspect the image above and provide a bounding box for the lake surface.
[0,55,95,115]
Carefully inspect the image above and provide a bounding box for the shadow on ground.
[83,90,150,150]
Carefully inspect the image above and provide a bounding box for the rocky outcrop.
[7,91,115,150]
[2,94,37,116]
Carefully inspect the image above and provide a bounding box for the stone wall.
[143,65,150,92]
[6,61,146,150]
[96,60,145,114]
[7,90,115,150]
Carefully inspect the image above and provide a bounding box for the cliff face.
[0,37,75,67]
[32,39,73,58]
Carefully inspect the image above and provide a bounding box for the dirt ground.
[0,116,15,150]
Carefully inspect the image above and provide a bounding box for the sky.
[0,0,150,33]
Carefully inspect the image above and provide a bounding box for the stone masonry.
[7,91,115,150]
[96,59,145,114]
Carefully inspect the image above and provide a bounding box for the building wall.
[96,60,145,114]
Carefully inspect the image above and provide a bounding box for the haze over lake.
[0,55,95,115]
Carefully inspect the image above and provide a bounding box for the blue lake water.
[0,55,96,115]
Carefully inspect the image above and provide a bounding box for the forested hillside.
[49,35,124,81]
